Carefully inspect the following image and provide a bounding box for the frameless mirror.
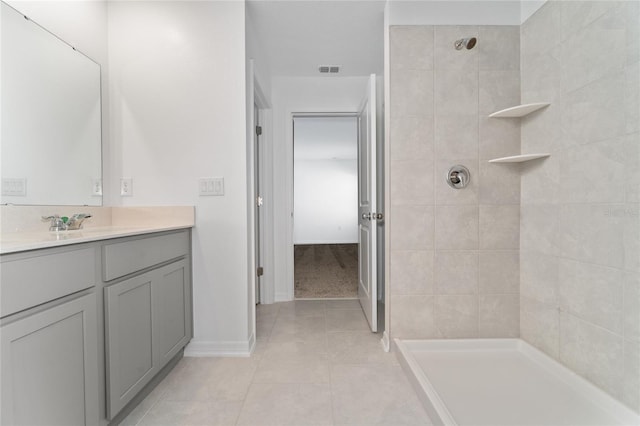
[1,1,102,206]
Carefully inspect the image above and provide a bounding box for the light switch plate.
[120,178,133,196]
[91,179,102,196]
[199,177,224,196]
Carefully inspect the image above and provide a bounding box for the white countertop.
[0,224,193,255]
[0,206,195,255]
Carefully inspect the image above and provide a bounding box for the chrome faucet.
[42,213,92,231]
[42,215,67,231]
[66,213,92,230]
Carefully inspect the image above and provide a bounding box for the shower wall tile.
[520,204,560,257]
[559,137,628,204]
[557,203,631,270]
[434,25,479,70]
[627,1,640,65]
[520,103,563,153]
[478,250,519,294]
[389,26,434,71]
[558,259,624,334]
[435,115,478,160]
[562,71,626,147]
[390,250,434,295]
[521,0,561,58]
[479,204,520,250]
[434,251,478,295]
[520,250,559,305]
[478,26,520,71]
[389,25,520,341]
[479,70,520,114]
[624,271,640,342]
[435,159,478,205]
[389,117,434,161]
[521,0,640,411]
[478,162,520,205]
[560,3,626,95]
[389,205,434,250]
[520,153,560,205]
[521,45,561,103]
[390,295,437,338]
[435,295,478,338]
[559,312,625,401]
[559,0,623,42]
[520,296,559,359]
[434,69,478,116]
[479,117,520,160]
[626,64,640,135]
[390,160,434,205]
[435,205,479,250]
[479,294,519,338]
[623,340,640,412]
[390,69,434,118]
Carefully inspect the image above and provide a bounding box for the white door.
[358,74,377,332]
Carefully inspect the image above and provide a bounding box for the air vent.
[318,65,340,74]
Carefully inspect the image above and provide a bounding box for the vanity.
[1,3,195,424]
[0,213,194,425]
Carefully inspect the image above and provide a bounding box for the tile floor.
[120,299,432,426]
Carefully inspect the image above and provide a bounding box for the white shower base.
[395,338,639,426]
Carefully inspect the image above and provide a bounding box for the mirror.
[1,1,102,206]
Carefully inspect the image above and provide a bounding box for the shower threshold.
[395,338,639,426]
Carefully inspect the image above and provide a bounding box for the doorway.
[293,115,359,299]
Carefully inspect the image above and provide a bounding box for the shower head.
[454,37,477,50]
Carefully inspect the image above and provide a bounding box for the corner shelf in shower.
[488,153,550,163]
[489,102,550,118]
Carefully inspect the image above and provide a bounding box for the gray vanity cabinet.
[0,229,193,424]
[1,292,99,426]
[103,232,191,419]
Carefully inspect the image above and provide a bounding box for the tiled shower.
[388,0,639,413]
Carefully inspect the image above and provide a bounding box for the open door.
[358,74,378,332]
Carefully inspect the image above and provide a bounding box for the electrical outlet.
[1,178,27,196]
[198,177,224,196]
[120,178,133,196]
[91,179,102,196]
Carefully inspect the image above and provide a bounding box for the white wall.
[271,76,368,301]
[108,1,251,355]
[293,116,358,245]
[294,159,358,244]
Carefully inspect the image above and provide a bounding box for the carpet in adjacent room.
[294,244,358,298]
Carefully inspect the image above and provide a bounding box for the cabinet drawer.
[1,247,96,318]
[102,231,189,281]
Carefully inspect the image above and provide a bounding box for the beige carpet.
[294,244,358,298]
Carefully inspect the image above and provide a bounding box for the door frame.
[247,60,272,348]
[287,111,359,301]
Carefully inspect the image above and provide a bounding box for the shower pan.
[395,338,640,426]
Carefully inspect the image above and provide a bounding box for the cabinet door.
[105,259,192,419]
[1,293,99,426]
[153,259,191,366]
[105,271,155,418]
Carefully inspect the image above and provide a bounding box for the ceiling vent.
[318,65,340,74]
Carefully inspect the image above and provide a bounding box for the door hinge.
[257,267,264,277]
[255,125,262,136]
[257,196,263,207]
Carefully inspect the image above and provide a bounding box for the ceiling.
[247,0,385,77]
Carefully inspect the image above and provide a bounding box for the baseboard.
[275,292,292,302]
[184,337,253,357]
[247,332,256,355]
[294,240,359,245]
[381,331,390,352]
